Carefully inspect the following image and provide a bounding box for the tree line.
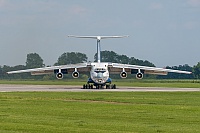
[0,51,200,79]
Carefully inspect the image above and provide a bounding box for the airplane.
[7,35,192,89]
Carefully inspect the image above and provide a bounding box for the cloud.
[187,0,200,7]
[183,21,199,30]
[0,0,7,7]
[0,1,67,25]
[68,5,89,17]
[167,21,199,30]
[64,5,91,24]
[0,0,63,13]
[149,3,163,10]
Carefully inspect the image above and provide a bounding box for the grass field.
[0,91,200,133]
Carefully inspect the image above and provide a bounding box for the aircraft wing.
[109,63,192,75]
[7,63,91,75]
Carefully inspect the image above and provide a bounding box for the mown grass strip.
[0,92,200,133]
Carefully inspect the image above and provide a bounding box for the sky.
[0,0,200,67]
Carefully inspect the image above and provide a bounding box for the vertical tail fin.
[68,35,129,63]
[97,38,101,62]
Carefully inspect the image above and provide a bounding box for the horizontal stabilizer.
[68,35,129,40]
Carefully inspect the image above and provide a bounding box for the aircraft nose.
[97,73,103,78]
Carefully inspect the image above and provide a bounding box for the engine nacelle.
[72,71,79,78]
[120,71,127,78]
[136,72,143,79]
[56,72,63,79]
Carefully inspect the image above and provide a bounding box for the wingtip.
[67,35,73,37]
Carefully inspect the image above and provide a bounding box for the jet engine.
[56,72,63,79]
[72,71,79,78]
[54,69,68,79]
[136,72,143,79]
[120,71,127,78]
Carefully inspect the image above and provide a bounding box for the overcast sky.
[0,0,200,67]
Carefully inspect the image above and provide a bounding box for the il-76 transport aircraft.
[7,35,192,89]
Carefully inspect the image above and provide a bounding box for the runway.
[0,84,200,92]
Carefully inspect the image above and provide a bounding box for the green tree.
[0,66,4,79]
[26,53,44,68]
[0,65,26,79]
[157,64,193,79]
[118,55,129,64]
[94,50,119,62]
[94,50,155,67]
[193,62,200,79]
[129,57,155,67]
[55,52,88,65]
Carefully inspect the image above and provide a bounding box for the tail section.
[97,38,101,62]
[67,35,129,39]
[68,35,129,63]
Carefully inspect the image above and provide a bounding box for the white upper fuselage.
[90,62,109,84]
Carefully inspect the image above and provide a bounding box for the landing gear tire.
[88,84,93,89]
[82,84,85,89]
[96,85,104,89]
[96,85,99,89]
[111,84,116,89]
[106,85,110,89]
[83,84,116,89]
[82,84,93,89]
[105,84,116,89]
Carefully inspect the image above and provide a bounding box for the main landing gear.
[82,84,93,89]
[105,84,116,89]
[82,84,116,89]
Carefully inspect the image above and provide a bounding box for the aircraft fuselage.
[89,62,110,85]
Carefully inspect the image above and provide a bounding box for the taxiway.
[0,84,199,92]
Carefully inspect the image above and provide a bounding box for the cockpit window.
[94,68,106,73]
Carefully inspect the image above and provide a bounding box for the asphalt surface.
[0,84,200,92]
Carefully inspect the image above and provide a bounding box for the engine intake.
[120,71,127,78]
[72,71,79,78]
[136,72,143,79]
[56,72,63,79]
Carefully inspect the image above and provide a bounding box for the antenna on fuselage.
[68,35,129,63]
